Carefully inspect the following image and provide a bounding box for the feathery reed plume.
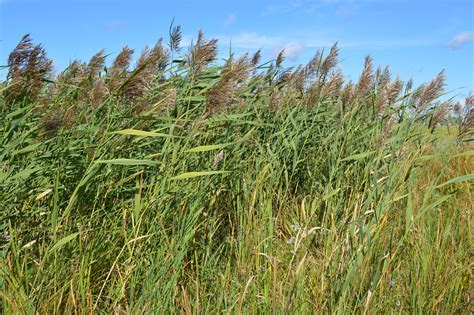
[453,102,462,115]
[375,76,403,113]
[87,49,106,78]
[386,77,403,104]
[321,70,344,98]
[91,79,106,107]
[276,67,293,86]
[319,42,339,82]
[289,65,306,93]
[457,93,473,143]
[341,81,355,109]
[304,50,322,82]
[207,53,251,113]
[356,55,374,96]
[187,30,218,75]
[376,66,391,90]
[169,24,182,52]
[304,43,340,105]
[430,102,449,128]
[275,49,285,68]
[5,34,53,103]
[108,46,134,91]
[412,70,446,112]
[121,39,169,104]
[269,90,284,112]
[251,49,262,67]
[57,60,85,85]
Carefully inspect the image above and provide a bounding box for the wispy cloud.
[446,32,474,49]
[222,31,433,50]
[180,30,436,63]
[278,42,304,60]
[224,14,237,27]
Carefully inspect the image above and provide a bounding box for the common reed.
[4,34,53,103]
[1,31,471,314]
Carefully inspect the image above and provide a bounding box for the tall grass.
[0,31,472,313]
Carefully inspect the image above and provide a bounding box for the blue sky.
[1,0,473,99]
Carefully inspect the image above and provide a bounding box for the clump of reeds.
[1,29,471,315]
[454,93,474,143]
[120,39,169,107]
[207,53,252,113]
[4,34,53,104]
[2,29,459,133]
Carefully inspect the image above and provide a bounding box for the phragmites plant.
[187,30,218,75]
[207,53,252,113]
[4,34,53,104]
[107,45,135,93]
[120,39,169,106]
[411,70,446,113]
[169,24,182,52]
[1,31,463,137]
[1,29,472,314]
[454,93,474,143]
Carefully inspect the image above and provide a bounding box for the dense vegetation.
[0,30,472,313]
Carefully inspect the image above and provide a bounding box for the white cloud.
[181,29,435,62]
[224,14,237,27]
[279,42,304,60]
[447,32,474,49]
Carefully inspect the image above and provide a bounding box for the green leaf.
[341,151,376,162]
[406,188,413,232]
[95,159,159,166]
[171,170,231,180]
[48,233,79,253]
[322,188,341,201]
[185,143,232,153]
[9,167,44,181]
[112,129,177,138]
[435,174,474,189]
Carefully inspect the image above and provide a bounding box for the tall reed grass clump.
[0,30,472,313]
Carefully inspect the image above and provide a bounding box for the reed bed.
[0,31,472,313]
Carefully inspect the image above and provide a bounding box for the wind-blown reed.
[0,31,472,313]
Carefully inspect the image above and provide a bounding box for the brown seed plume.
[169,25,182,51]
[87,49,106,78]
[5,34,53,103]
[305,50,322,81]
[121,39,169,103]
[320,42,339,81]
[386,77,403,104]
[457,93,473,142]
[413,70,446,112]
[341,81,355,108]
[356,55,374,96]
[376,66,391,90]
[275,49,285,68]
[187,30,218,75]
[207,53,251,113]
[108,46,134,91]
[251,49,262,67]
